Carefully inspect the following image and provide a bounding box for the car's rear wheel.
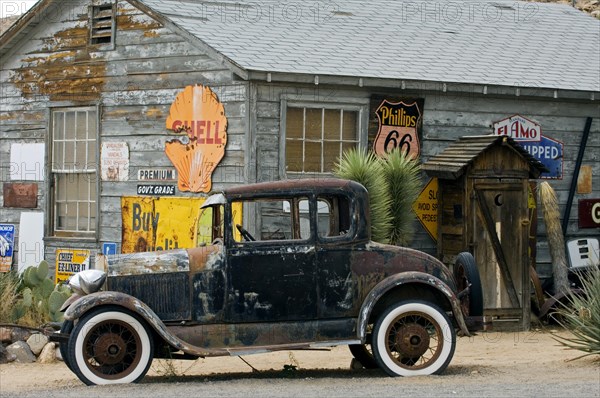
[67,307,154,385]
[372,300,456,376]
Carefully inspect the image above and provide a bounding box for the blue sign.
[0,224,16,272]
[517,136,564,179]
[102,242,118,256]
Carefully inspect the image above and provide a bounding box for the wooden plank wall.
[0,0,247,270]
[1,1,597,280]
[254,83,599,272]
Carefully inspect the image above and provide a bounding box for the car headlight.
[68,269,107,296]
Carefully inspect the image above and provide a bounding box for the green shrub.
[553,267,600,359]
[334,148,391,243]
[381,149,421,246]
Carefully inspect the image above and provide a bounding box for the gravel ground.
[1,329,599,397]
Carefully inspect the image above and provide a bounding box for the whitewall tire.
[372,300,456,376]
[67,307,154,385]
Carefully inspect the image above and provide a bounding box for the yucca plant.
[382,149,421,246]
[553,267,600,359]
[334,148,391,243]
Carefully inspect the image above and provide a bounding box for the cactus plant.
[6,260,73,326]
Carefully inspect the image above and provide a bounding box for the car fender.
[64,291,228,357]
[357,271,470,339]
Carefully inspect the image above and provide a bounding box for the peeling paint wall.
[0,0,248,272]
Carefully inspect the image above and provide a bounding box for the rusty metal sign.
[121,196,242,253]
[165,85,228,193]
[3,183,38,208]
[373,99,422,158]
[56,249,91,284]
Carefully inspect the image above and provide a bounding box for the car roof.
[223,178,367,198]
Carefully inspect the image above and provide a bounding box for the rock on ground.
[0,344,17,364]
[37,343,57,364]
[26,334,49,356]
[6,341,36,363]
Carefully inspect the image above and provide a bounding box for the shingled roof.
[421,135,548,180]
[2,1,599,94]
[132,0,600,92]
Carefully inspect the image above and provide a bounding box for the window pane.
[342,111,358,141]
[76,141,87,169]
[305,108,322,140]
[304,141,322,172]
[316,199,331,237]
[65,112,75,140]
[56,203,67,230]
[323,141,340,172]
[53,141,64,170]
[324,109,340,140]
[64,141,75,168]
[286,107,303,139]
[87,138,96,166]
[76,111,87,140]
[53,112,64,140]
[342,142,357,155]
[286,140,303,172]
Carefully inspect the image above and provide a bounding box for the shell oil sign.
[165,85,228,193]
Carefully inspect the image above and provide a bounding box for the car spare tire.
[454,252,484,317]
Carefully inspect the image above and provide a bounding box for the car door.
[225,197,318,323]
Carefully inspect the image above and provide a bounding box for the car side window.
[317,195,351,239]
[232,197,309,243]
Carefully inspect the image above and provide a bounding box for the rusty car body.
[53,178,483,385]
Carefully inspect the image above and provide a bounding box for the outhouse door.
[471,179,530,329]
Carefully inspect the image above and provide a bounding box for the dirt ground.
[0,327,599,395]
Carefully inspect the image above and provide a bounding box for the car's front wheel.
[67,307,154,385]
[372,300,456,376]
[59,320,74,371]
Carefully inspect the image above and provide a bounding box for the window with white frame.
[285,105,360,173]
[51,107,98,236]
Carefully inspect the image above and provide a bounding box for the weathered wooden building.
[1,1,598,290]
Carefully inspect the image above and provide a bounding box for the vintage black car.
[54,178,483,385]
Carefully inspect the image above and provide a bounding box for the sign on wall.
[101,142,129,181]
[121,196,242,253]
[3,183,37,208]
[578,199,600,229]
[369,96,424,159]
[493,114,564,179]
[0,224,15,273]
[165,85,228,193]
[412,178,438,242]
[56,249,90,283]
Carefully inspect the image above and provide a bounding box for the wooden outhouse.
[422,135,547,331]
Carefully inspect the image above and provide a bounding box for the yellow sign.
[165,85,228,193]
[412,178,438,242]
[56,249,91,283]
[121,196,242,253]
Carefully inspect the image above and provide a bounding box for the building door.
[471,180,530,329]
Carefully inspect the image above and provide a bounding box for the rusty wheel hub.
[395,324,430,358]
[94,333,127,365]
